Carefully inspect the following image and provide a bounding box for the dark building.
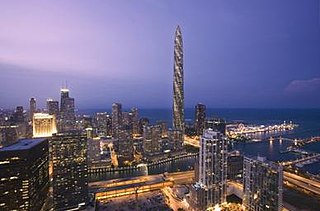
[0,125,18,148]
[12,106,24,124]
[47,99,59,118]
[29,97,36,120]
[112,103,122,138]
[0,138,49,211]
[173,25,184,133]
[60,88,75,130]
[227,152,243,181]
[143,125,162,156]
[205,118,226,135]
[194,103,206,135]
[51,132,88,210]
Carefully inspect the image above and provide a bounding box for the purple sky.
[1,0,320,109]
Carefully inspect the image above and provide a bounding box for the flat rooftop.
[0,138,46,151]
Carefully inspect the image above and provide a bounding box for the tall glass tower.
[173,25,184,133]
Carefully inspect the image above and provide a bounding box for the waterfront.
[85,108,320,181]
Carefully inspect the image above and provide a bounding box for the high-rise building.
[51,132,88,210]
[60,88,75,130]
[33,113,57,138]
[12,106,24,124]
[143,125,162,156]
[205,118,227,135]
[116,127,134,164]
[29,97,36,120]
[95,112,112,137]
[173,25,184,133]
[169,129,183,151]
[194,129,227,210]
[243,156,283,211]
[112,103,122,138]
[47,98,59,118]
[0,138,49,211]
[87,137,101,165]
[195,103,206,135]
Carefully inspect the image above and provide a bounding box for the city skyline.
[1,0,320,109]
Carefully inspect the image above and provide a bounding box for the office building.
[51,132,88,210]
[227,151,243,180]
[194,129,227,210]
[112,103,122,138]
[95,112,112,137]
[173,25,184,133]
[47,98,59,118]
[29,97,36,120]
[116,127,134,164]
[0,138,49,211]
[195,103,206,135]
[60,88,75,130]
[243,156,283,211]
[143,125,162,156]
[169,129,183,151]
[12,106,24,124]
[33,113,57,138]
[87,137,101,165]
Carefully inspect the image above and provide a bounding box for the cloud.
[285,77,320,93]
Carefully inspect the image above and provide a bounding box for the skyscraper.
[243,156,283,211]
[112,103,122,138]
[51,131,88,210]
[193,129,227,210]
[46,98,59,118]
[29,97,36,120]
[0,138,49,211]
[60,88,75,130]
[173,25,184,133]
[195,103,206,135]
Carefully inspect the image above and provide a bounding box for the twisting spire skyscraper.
[173,25,184,133]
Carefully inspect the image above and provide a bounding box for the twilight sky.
[0,0,320,109]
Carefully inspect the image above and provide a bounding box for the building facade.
[196,129,228,210]
[173,25,184,133]
[47,99,59,118]
[33,113,57,138]
[29,97,36,120]
[51,132,88,210]
[195,103,206,135]
[59,88,75,130]
[243,156,283,211]
[112,103,122,138]
[0,138,49,211]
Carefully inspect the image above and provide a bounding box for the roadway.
[283,171,320,195]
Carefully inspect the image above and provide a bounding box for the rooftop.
[0,138,46,151]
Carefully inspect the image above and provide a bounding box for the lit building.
[193,129,227,210]
[112,103,122,138]
[243,156,283,211]
[87,137,101,165]
[95,112,112,137]
[29,97,36,120]
[138,117,149,134]
[46,98,59,118]
[195,103,206,135]
[60,88,75,130]
[173,25,184,133]
[143,125,162,156]
[0,138,49,211]
[33,113,57,138]
[51,131,88,210]
[169,129,183,150]
[116,127,134,164]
